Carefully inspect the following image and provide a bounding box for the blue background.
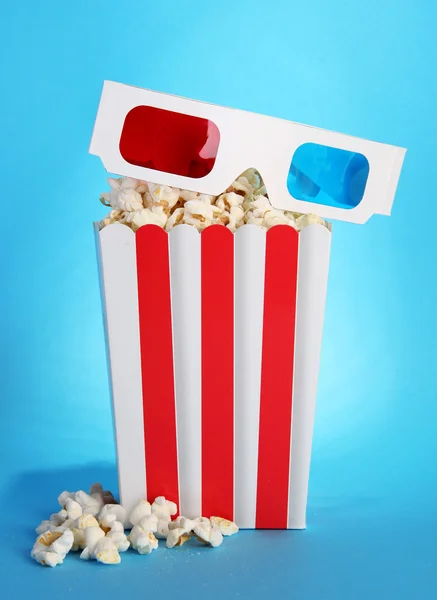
[1,1,436,598]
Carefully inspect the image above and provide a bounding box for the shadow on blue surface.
[1,464,436,600]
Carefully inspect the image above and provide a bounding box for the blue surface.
[1,1,437,598]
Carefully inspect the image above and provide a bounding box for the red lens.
[119,105,220,179]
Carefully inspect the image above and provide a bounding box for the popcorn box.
[91,81,405,529]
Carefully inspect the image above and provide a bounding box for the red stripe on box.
[256,226,299,529]
[136,225,179,508]
[201,225,234,520]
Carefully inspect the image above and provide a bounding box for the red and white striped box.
[91,81,405,529]
[95,220,331,529]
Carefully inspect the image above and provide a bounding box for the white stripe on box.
[169,225,202,519]
[288,224,332,529]
[97,223,146,515]
[234,225,266,528]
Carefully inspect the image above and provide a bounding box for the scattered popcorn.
[31,529,74,567]
[58,491,75,507]
[81,528,121,565]
[151,496,177,540]
[166,516,196,548]
[169,516,197,533]
[65,498,82,520]
[193,521,223,548]
[74,490,102,516]
[36,520,54,535]
[98,504,127,530]
[71,514,100,551]
[128,516,159,554]
[166,527,191,549]
[194,516,210,526]
[80,525,105,560]
[156,520,171,539]
[33,488,238,567]
[210,516,239,536]
[151,496,178,519]
[36,509,69,535]
[97,169,332,234]
[128,499,152,527]
[93,538,121,565]
[106,521,130,552]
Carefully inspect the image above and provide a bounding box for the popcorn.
[98,504,127,530]
[74,490,102,516]
[241,169,263,192]
[33,489,238,567]
[36,521,54,535]
[165,516,234,548]
[80,525,105,560]
[128,516,159,554]
[216,192,245,212]
[65,498,82,520]
[228,176,253,197]
[169,516,197,532]
[295,213,327,230]
[155,519,171,539]
[210,516,239,536]
[263,208,296,229]
[179,189,200,201]
[165,207,185,231]
[216,204,245,231]
[78,514,100,528]
[193,521,223,548]
[245,212,265,229]
[129,206,168,230]
[166,527,191,549]
[194,516,210,526]
[58,491,75,507]
[128,499,152,527]
[98,168,331,234]
[166,516,196,548]
[106,521,130,552]
[147,183,180,212]
[151,496,177,540]
[93,538,121,565]
[129,530,159,555]
[31,529,74,567]
[151,496,177,519]
[118,189,144,212]
[108,177,143,208]
[250,195,273,219]
[36,509,70,534]
[81,527,121,565]
[183,198,215,231]
[71,514,100,551]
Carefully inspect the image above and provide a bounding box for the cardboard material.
[95,222,331,528]
[90,80,406,224]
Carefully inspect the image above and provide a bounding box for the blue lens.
[287,143,369,209]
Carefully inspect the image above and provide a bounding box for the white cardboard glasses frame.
[90,80,406,224]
